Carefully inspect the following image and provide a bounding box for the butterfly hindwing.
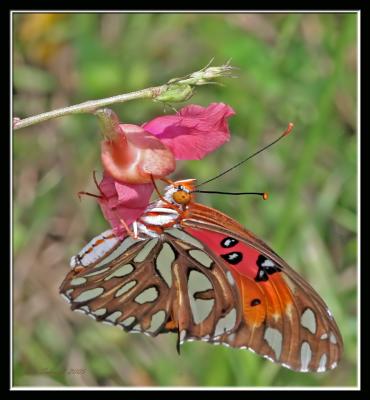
[61,235,175,334]
[60,228,242,341]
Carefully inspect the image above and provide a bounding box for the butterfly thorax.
[135,179,196,238]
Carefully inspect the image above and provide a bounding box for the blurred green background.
[13,13,357,387]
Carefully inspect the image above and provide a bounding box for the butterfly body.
[61,179,343,372]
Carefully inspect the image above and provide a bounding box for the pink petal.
[142,103,235,160]
[97,172,153,237]
[101,124,176,184]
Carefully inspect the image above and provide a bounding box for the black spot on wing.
[255,254,280,282]
[250,298,261,306]
[220,237,239,248]
[221,252,243,265]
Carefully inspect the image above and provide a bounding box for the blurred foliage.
[13,13,357,387]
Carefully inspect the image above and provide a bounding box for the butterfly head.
[164,179,196,206]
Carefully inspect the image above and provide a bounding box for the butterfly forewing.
[182,203,343,372]
[60,228,242,342]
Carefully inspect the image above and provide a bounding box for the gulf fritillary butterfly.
[60,178,343,373]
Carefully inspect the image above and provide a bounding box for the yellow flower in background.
[17,13,68,66]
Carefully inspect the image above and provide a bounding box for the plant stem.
[13,86,164,131]
[13,61,236,131]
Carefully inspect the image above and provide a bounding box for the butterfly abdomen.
[136,206,181,237]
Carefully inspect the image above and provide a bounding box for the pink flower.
[143,102,235,160]
[97,172,154,237]
[101,123,176,184]
[98,103,235,236]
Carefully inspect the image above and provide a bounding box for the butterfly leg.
[77,171,107,201]
[118,217,138,239]
[150,175,181,212]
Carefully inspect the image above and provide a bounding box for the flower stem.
[13,61,236,131]
[13,86,163,130]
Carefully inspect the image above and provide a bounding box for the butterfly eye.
[173,189,191,205]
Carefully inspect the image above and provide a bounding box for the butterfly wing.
[182,202,343,372]
[60,229,242,342]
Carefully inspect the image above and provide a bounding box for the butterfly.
[60,178,343,373]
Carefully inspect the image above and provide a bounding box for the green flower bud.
[155,83,194,103]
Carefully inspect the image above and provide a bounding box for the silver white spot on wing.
[104,264,134,281]
[214,308,237,336]
[264,327,282,360]
[326,308,333,319]
[188,270,214,324]
[134,287,159,304]
[115,281,137,297]
[61,294,71,303]
[261,258,275,268]
[148,310,166,333]
[70,277,87,286]
[166,228,204,249]
[301,308,317,334]
[179,329,186,343]
[106,311,122,323]
[300,341,312,371]
[133,239,159,263]
[121,316,135,327]
[329,332,337,344]
[188,249,213,268]
[320,333,328,340]
[74,287,104,302]
[263,355,274,362]
[317,353,327,372]
[132,323,142,331]
[94,235,137,268]
[226,271,235,285]
[155,243,175,287]
[70,256,78,269]
[330,361,338,369]
[92,308,107,316]
[84,267,110,277]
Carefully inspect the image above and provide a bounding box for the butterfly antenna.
[193,190,268,200]
[196,123,294,188]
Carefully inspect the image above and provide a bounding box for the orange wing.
[181,202,343,372]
